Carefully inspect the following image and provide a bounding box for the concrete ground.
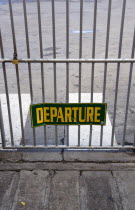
[1,169,135,210]
[0,0,135,146]
[0,150,135,210]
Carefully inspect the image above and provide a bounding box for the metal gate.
[0,0,135,149]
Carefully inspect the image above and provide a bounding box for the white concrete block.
[0,94,30,146]
[69,93,117,146]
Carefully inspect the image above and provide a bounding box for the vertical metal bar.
[0,100,6,149]
[111,0,126,146]
[37,0,45,104]
[23,0,36,146]
[79,0,83,102]
[8,0,25,146]
[52,0,58,145]
[134,132,135,147]
[66,0,69,146]
[0,99,6,148]
[0,30,14,146]
[78,0,83,147]
[37,0,47,146]
[89,0,97,146]
[122,28,135,146]
[100,0,112,146]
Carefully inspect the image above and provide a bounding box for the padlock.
[12,60,19,65]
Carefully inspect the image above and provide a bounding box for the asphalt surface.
[0,0,135,146]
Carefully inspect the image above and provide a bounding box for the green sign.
[30,103,107,127]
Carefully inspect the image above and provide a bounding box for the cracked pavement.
[0,169,135,210]
[0,150,135,209]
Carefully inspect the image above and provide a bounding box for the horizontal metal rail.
[0,58,135,63]
[2,145,135,150]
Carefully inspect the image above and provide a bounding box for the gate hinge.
[12,53,19,65]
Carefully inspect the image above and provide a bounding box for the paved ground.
[0,169,135,210]
[0,150,135,210]
[0,0,135,146]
